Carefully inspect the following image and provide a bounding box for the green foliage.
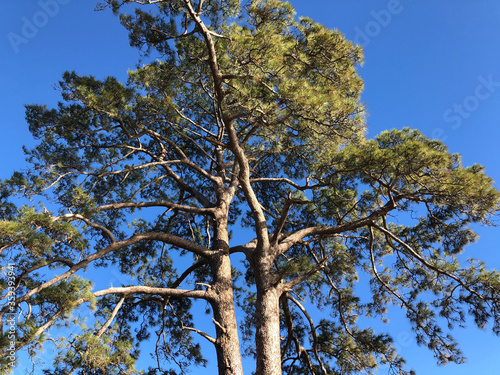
[0,205,85,259]
[49,329,140,375]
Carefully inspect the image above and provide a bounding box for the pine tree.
[1,1,500,374]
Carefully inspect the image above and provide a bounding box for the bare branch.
[250,177,325,191]
[182,325,216,344]
[287,294,328,375]
[93,285,211,300]
[96,295,126,337]
[95,200,215,216]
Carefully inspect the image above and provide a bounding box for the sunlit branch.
[96,295,126,337]
[249,177,326,192]
[0,257,75,299]
[95,200,215,216]
[171,108,218,139]
[277,198,399,256]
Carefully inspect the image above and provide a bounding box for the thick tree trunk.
[255,287,282,375]
[254,267,283,375]
[210,251,244,375]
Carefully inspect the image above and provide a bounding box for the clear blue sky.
[2,1,500,374]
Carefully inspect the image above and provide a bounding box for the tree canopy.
[1,1,500,374]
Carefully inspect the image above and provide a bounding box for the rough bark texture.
[255,286,282,375]
[210,253,244,375]
[253,251,283,375]
[210,214,244,375]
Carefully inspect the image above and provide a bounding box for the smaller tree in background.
[1,1,500,374]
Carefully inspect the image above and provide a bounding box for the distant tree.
[1,1,500,374]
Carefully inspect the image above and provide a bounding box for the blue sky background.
[2,1,500,374]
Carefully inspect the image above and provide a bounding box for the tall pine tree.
[1,1,500,374]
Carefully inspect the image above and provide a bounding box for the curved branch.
[0,257,75,299]
[93,285,211,300]
[250,177,326,191]
[230,238,258,257]
[0,283,212,359]
[54,213,116,243]
[170,260,207,289]
[182,325,216,344]
[277,199,398,256]
[142,232,210,257]
[287,294,328,375]
[371,222,491,302]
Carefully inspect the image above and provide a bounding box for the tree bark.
[209,251,244,375]
[209,209,244,375]
[252,252,283,375]
[255,285,282,375]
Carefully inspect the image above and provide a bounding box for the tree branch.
[94,200,215,216]
[54,213,116,243]
[277,199,398,256]
[0,232,211,319]
[287,294,328,375]
[371,222,490,302]
[96,295,126,337]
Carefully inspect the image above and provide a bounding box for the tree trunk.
[255,275,283,375]
[210,251,244,375]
